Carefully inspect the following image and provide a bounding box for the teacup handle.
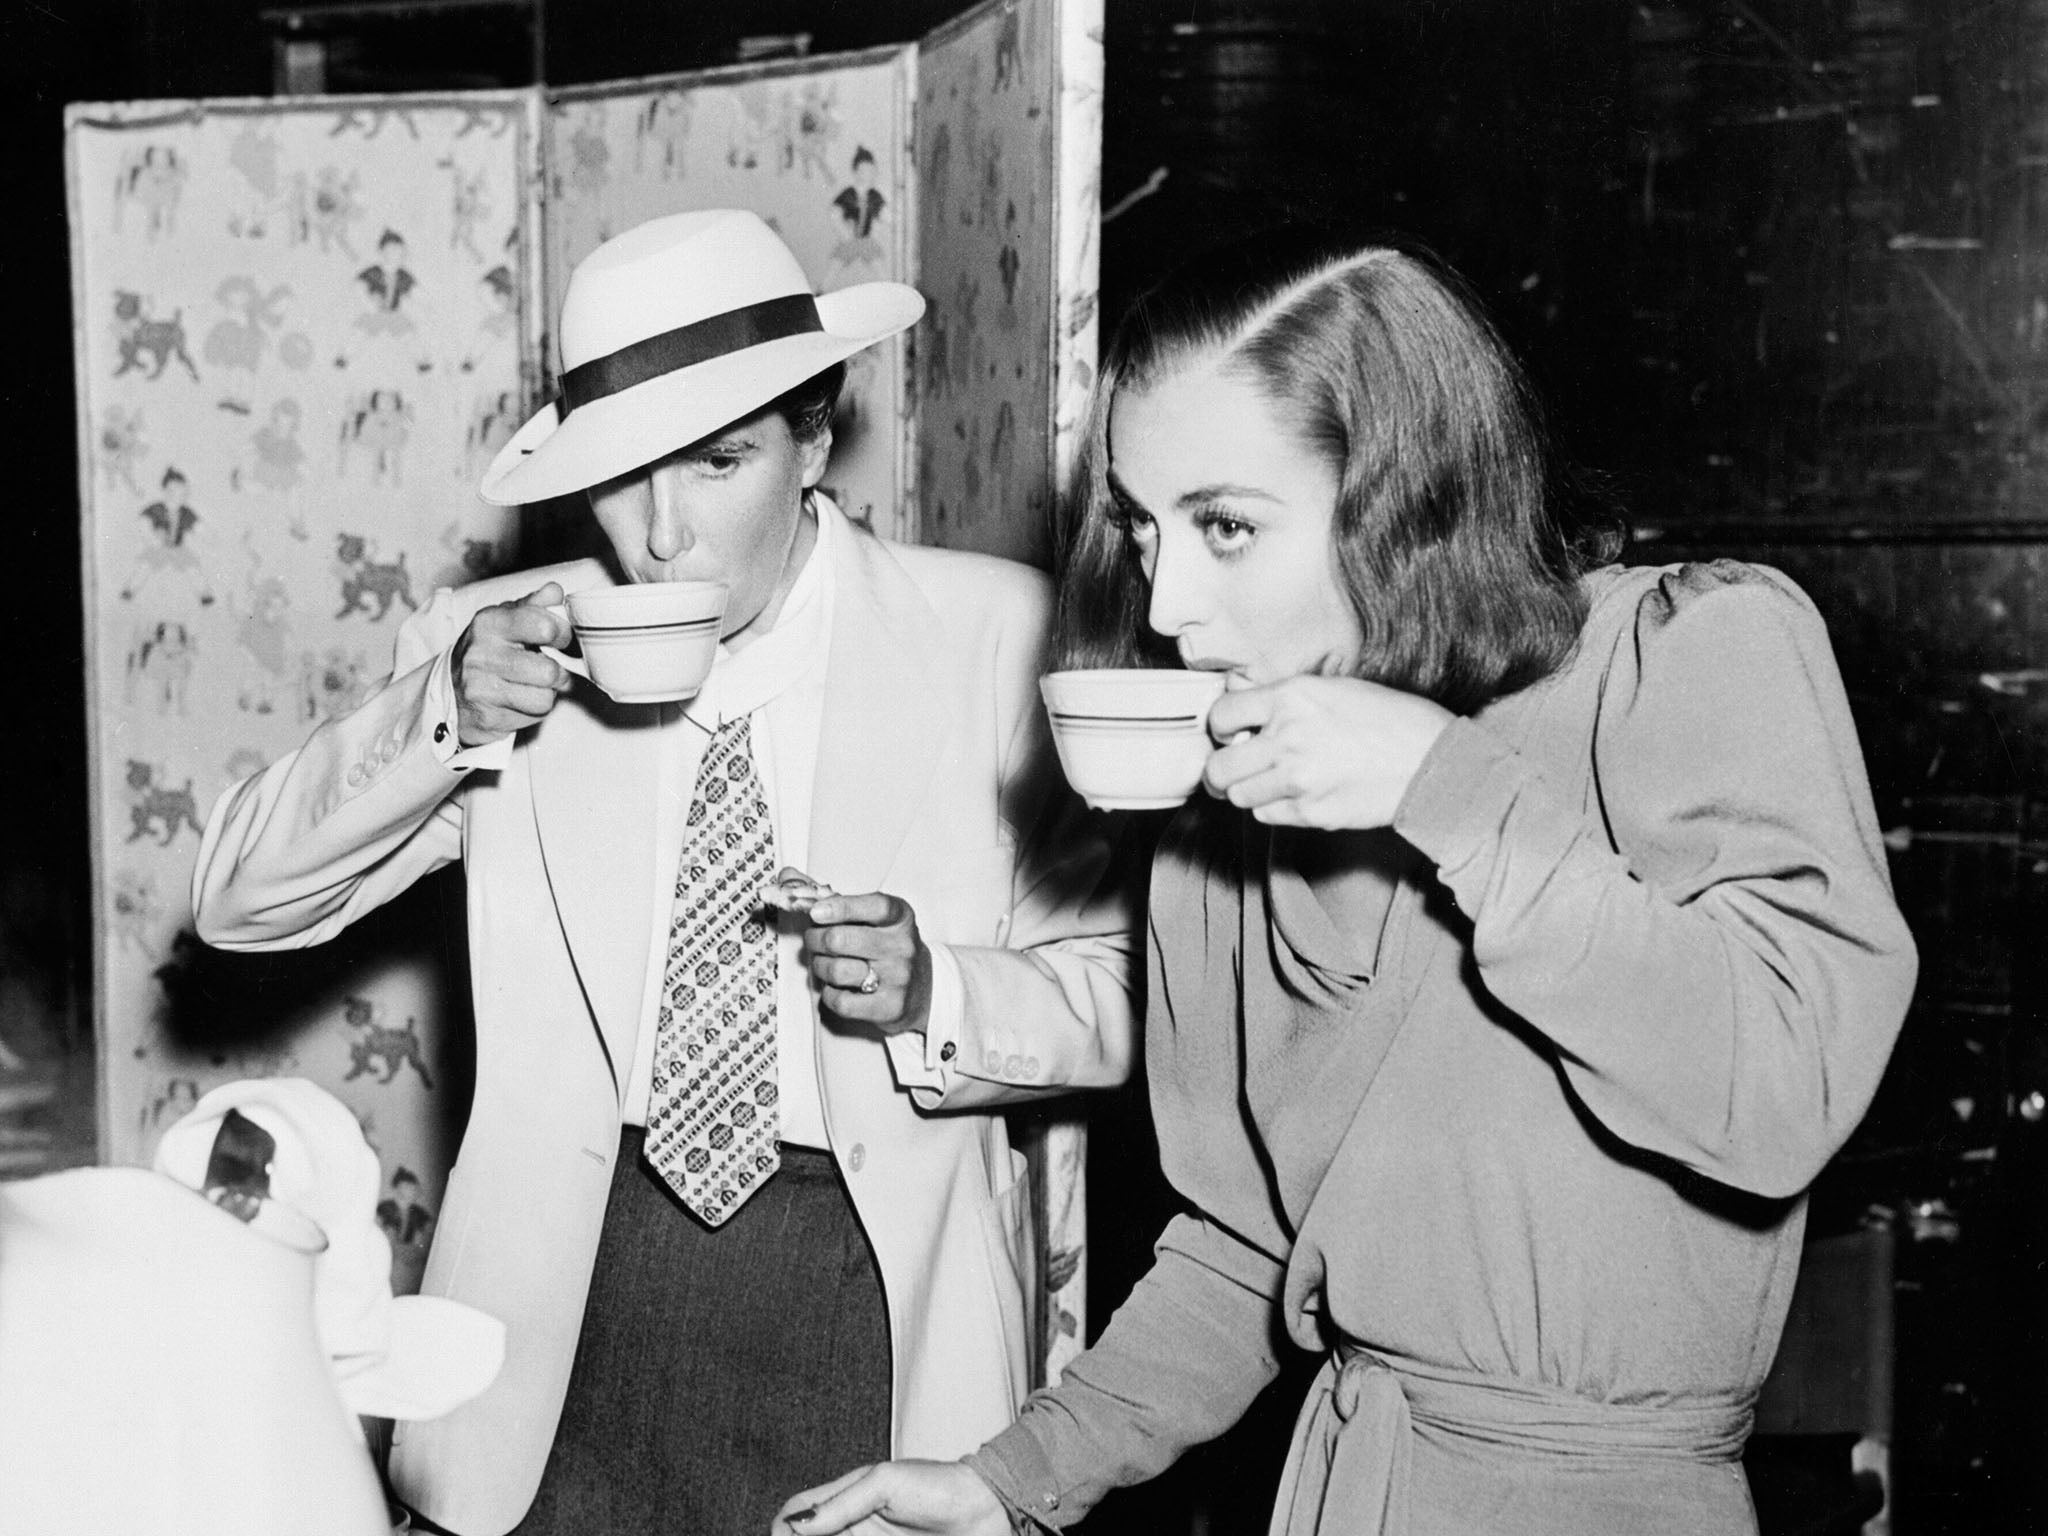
[537,603,590,680]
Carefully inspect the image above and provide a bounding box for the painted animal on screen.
[342,995,434,1089]
[304,647,375,723]
[112,291,199,382]
[124,759,205,846]
[333,533,418,621]
[431,519,501,592]
[299,165,364,258]
[110,868,165,956]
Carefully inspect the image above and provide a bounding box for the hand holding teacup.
[453,582,576,746]
[1201,675,1454,830]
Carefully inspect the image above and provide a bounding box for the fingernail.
[790,1510,816,1526]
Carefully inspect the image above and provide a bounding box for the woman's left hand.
[1204,675,1455,829]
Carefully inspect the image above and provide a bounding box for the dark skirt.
[510,1129,893,1536]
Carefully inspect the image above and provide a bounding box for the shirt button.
[346,765,364,786]
[381,740,399,763]
[848,1143,866,1173]
[433,722,449,745]
[939,1041,956,1063]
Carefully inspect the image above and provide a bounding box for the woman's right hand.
[451,581,574,746]
[770,1460,1012,1536]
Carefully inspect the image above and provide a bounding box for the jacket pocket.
[975,1142,1039,1402]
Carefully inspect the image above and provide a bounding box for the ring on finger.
[857,961,880,995]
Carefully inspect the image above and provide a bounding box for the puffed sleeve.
[1392,563,1917,1198]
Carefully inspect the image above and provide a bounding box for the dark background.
[6,0,2047,1529]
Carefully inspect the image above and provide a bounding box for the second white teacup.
[1040,668,1228,810]
[544,581,728,703]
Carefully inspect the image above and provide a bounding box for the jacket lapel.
[529,688,675,1095]
[809,525,955,895]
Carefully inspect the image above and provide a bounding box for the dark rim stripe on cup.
[574,617,722,636]
[1048,712,1203,729]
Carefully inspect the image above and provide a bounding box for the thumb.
[775,1465,886,1534]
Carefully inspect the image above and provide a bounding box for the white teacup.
[544,581,728,703]
[1039,669,1228,810]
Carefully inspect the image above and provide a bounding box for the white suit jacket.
[191,510,1135,1536]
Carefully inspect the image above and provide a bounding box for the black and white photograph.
[0,1,2041,1532]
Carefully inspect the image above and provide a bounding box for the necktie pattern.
[644,715,780,1225]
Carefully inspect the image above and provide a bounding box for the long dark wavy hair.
[1054,232,1620,715]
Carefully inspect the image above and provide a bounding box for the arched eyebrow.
[1106,466,1282,512]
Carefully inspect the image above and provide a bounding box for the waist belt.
[1269,1344,1753,1536]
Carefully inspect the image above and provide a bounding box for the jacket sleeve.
[963,1212,1286,1530]
[189,588,480,951]
[896,593,1138,1110]
[1391,565,1918,1198]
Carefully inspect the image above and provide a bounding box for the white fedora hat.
[480,209,924,506]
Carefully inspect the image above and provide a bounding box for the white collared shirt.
[618,497,837,1144]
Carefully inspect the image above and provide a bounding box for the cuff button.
[939,1041,956,1063]
[433,722,449,745]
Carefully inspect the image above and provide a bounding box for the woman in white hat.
[191,209,1135,1536]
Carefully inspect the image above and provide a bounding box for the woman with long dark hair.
[775,235,1916,1536]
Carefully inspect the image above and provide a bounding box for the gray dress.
[969,561,1919,1535]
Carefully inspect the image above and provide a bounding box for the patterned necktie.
[643,715,781,1226]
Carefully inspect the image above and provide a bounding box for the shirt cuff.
[882,942,964,1096]
[424,649,515,772]
[965,1426,1071,1531]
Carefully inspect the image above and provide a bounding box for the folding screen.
[66,91,542,1288]
[916,0,1100,569]
[66,0,1101,1363]
[913,0,1104,1379]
